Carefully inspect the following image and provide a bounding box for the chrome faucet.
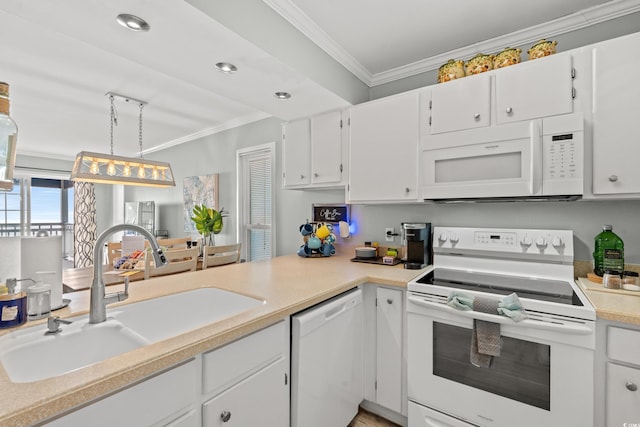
[89,224,167,324]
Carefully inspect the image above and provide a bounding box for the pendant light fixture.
[70,92,175,187]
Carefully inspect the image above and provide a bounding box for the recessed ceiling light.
[274,92,291,99]
[116,14,150,32]
[215,62,238,73]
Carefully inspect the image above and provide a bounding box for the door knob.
[626,382,638,392]
[220,411,232,422]
[387,298,393,304]
[473,113,480,120]
[505,107,513,114]
[609,175,618,182]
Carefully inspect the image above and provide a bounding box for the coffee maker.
[401,222,432,269]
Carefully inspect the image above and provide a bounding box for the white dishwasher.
[291,288,364,427]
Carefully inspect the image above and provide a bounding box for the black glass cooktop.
[416,268,583,306]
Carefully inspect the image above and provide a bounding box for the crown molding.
[263,0,640,87]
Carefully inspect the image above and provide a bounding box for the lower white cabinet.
[606,362,640,427]
[362,284,407,423]
[45,359,198,427]
[202,359,288,426]
[44,320,289,427]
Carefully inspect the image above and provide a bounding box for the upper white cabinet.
[591,32,640,196]
[495,53,574,124]
[427,53,574,136]
[348,91,420,203]
[430,73,491,134]
[311,111,343,185]
[282,119,311,187]
[282,111,345,189]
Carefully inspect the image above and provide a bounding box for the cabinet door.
[202,358,288,427]
[430,74,490,135]
[348,91,420,202]
[592,33,640,195]
[495,53,573,124]
[606,363,640,427]
[283,119,311,187]
[311,111,342,185]
[376,287,404,414]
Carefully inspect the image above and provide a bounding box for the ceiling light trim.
[264,0,640,87]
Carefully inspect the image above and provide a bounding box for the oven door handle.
[408,296,593,335]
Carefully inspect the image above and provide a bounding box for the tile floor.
[348,408,401,427]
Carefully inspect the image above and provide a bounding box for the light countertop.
[578,277,640,326]
[0,250,426,426]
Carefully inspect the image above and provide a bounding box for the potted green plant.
[191,204,226,246]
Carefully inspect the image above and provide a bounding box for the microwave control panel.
[542,125,584,195]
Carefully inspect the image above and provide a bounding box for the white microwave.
[421,112,583,202]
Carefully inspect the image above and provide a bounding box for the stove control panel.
[434,227,574,261]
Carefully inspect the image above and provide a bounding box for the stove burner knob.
[552,236,565,248]
[536,236,547,248]
[449,233,459,243]
[520,235,532,248]
[438,232,448,243]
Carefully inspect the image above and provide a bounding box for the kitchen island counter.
[0,251,425,426]
[578,277,640,326]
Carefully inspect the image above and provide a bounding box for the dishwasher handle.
[293,289,363,337]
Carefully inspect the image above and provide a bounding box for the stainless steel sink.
[0,288,263,383]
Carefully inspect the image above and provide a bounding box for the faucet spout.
[89,224,167,324]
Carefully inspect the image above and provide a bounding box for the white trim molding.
[263,0,640,87]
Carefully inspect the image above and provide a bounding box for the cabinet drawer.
[202,320,286,396]
[608,326,640,365]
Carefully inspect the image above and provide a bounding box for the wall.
[124,117,346,256]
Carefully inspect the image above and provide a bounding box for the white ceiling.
[2,0,640,161]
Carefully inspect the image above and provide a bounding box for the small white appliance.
[422,112,583,201]
[407,227,595,427]
[291,288,364,427]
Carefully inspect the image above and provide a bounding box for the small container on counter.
[603,270,622,289]
[27,283,51,320]
[622,271,640,291]
[0,279,27,329]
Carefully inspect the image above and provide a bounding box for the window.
[237,143,275,261]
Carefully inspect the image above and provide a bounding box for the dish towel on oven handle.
[447,292,527,368]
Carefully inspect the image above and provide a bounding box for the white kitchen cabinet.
[591,32,640,196]
[606,362,640,427]
[45,359,198,427]
[429,73,491,135]
[43,320,289,427]
[426,52,574,138]
[282,111,345,189]
[282,118,311,187]
[495,53,574,124]
[362,284,407,425]
[376,286,404,415]
[311,111,343,185]
[348,91,420,203]
[202,358,288,427]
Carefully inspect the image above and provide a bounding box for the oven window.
[433,322,550,410]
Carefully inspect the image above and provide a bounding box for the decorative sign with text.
[312,204,349,223]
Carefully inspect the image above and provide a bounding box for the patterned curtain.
[74,182,97,268]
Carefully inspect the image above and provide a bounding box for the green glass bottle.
[593,225,624,276]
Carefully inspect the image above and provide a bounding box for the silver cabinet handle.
[220,411,231,422]
[405,187,410,193]
[314,173,318,178]
[473,113,480,120]
[300,174,305,180]
[609,175,618,182]
[387,298,393,304]
[505,107,513,114]
[626,382,638,392]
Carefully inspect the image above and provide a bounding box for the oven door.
[407,293,594,427]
